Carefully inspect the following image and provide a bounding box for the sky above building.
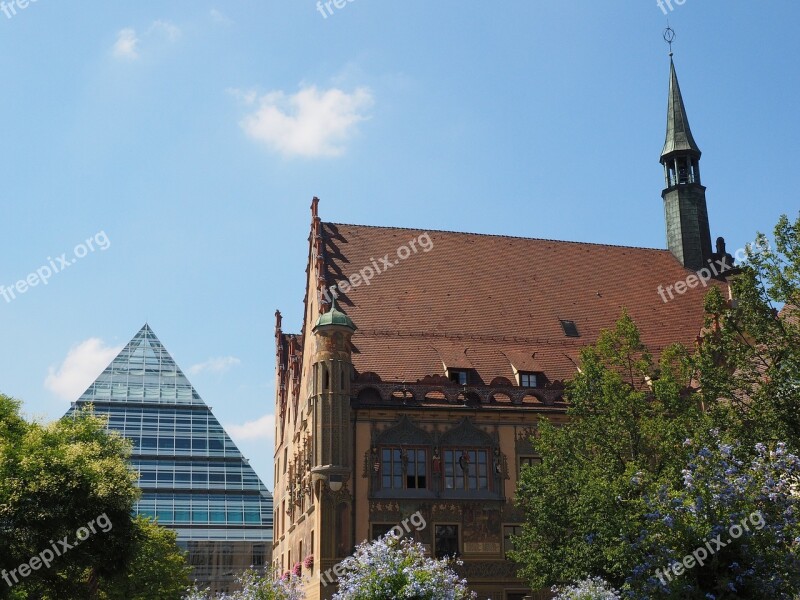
[1,1,797,491]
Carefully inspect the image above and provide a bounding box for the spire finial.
[329,287,338,312]
[664,26,676,57]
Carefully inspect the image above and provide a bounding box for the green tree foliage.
[696,213,800,448]
[0,397,190,599]
[512,214,800,598]
[510,313,708,589]
[98,517,191,600]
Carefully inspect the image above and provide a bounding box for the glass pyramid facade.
[66,324,273,592]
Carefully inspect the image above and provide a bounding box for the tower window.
[559,320,580,338]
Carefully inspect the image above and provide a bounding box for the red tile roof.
[316,222,722,385]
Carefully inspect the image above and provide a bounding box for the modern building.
[272,51,736,599]
[67,324,273,595]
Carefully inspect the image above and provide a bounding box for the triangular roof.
[662,57,701,159]
[77,323,205,406]
[70,324,273,542]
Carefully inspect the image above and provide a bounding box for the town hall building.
[271,51,735,599]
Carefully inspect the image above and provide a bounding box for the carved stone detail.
[439,417,495,447]
[373,415,434,446]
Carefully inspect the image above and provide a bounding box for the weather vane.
[663,26,676,56]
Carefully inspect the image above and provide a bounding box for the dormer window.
[518,372,538,388]
[448,369,469,385]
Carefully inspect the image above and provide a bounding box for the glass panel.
[227,510,243,524]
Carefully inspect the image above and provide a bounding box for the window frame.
[559,319,580,337]
[434,523,460,559]
[442,447,491,491]
[379,446,429,491]
[503,524,524,557]
[518,372,539,388]
[518,455,542,477]
[447,369,469,385]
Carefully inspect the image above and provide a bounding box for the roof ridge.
[325,221,671,253]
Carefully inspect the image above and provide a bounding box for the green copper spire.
[661,57,701,159]
[659,32,713,271]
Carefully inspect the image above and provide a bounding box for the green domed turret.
[313,298,357,332]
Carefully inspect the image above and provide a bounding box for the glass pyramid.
[66,324,274,546]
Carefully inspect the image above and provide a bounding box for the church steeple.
[659,33,712,271]
[661,57,701,159]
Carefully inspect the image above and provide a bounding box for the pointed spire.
[662,57,701,159]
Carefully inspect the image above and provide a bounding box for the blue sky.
[1,2,797,491]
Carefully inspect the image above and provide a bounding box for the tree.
[511,213,800,599]
[332,535,476,600]
[626,436,800,599]
[99,517,191,600]
[0,397,190,599]
[510,313,708,589]
[696,213,800,449]
[0,399,139,599]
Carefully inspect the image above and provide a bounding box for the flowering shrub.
[292,562,302,577]
[332,535,476,600]
[553,577,621,600]
[184,569,305,600]
[302,554,314,569]
[626,435,800,599]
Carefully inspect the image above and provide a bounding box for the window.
[448,369,469,385]
[519,456,542,470]
[518,372,538,388]
[559,320,580,337]
[381,448,427,490]
[434,525,459,558]
[371,523,396,540]
[443,449,489,490]
[503,525,523,556]
[251,545,265,567]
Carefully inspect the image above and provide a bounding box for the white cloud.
[210,9,233,25]
[111,21,181,60]
[187,356,241,376]
[239,85,374,158]
[149,20,181,42]
[45,338,123,401]
[227,413,275,442]
[113,28,139,60]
